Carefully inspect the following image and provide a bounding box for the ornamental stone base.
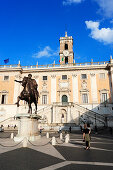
[14,113,41,142]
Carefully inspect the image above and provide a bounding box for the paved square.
[0,132,113,170]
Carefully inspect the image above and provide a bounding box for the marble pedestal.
[14,113,41,142]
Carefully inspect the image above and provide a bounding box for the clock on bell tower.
[59,32,74,65]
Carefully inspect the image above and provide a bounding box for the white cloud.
[63,0,113,18]
[85,20,113,44]
[32,46,59,58]
[94,0,113,18]
[85,21,99,30]
[110,19,113,24]
[63,0,84,5]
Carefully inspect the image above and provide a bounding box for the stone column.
[51,75,56,103]
[90,73,98,103]
[72,74,78,103]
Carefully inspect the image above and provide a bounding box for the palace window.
[4,76,9,81]
[99,89,108,103]
[81,74,87,79]
[1,95,6,104]
[65,44,68,50]
[42,95,47,104]
[101,93,107,103]
[82,93,88,103]
[99,73,105,79]
[62,75,67,80]
[65,57,68,64]
[62,95,68,103]
[43,76,47,81]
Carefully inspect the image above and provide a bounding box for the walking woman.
[83,124,91,150]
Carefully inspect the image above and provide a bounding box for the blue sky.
[0,0,113,66]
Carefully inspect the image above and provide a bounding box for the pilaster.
[72,74,78,103]
[51,75,56,103]
[90,73,98,103]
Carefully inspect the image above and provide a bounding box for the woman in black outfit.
[83,124,91,150]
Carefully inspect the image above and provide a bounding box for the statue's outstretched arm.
[14,80,22,83]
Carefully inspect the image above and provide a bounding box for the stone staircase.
[74,104,106,128]
[36,103,107,129]
[36,105,52,126]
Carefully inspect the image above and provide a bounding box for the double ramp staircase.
[36,103,107,130]
[74,103,106,128]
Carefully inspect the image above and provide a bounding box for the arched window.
[65,57,68,64]
[62,95,68,103]
[62,114,64,118]
[65,44,68,50]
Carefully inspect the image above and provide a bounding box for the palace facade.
[0,32,113,129]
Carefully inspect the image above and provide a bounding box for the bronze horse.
[15,75,39,114]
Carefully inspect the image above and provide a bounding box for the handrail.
[75,103,105,119]
[83,113,105,124]
[0,117,15,124]
[36,105,52,114]
[75,104,105,124]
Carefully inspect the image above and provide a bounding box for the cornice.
[0,67,22,73]
[22,65,109,73]
[0,64,110,74]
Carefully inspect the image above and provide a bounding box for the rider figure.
[27,74,39,100]
[15,74,37,92]
[15,74,39,107]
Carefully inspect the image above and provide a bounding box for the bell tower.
[59,32,74,65]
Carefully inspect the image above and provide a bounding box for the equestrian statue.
[15,74,39,114]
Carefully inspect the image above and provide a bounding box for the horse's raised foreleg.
[28,103,31,114]
[34,91,39,114]
[34,100,37,114]
[28,97,32,114]
[15,96,21,107]
[30,106,32,114]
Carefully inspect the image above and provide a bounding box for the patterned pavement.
[0,132,113,170]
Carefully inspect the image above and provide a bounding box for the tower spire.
[65,31,67,37]
[59,32,73,65]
